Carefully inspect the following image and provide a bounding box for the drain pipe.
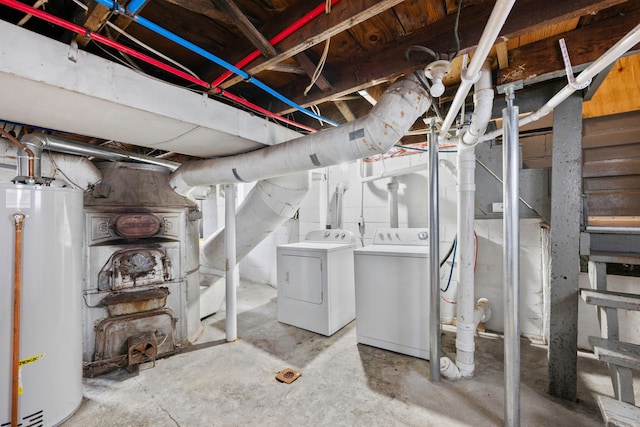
[387,177,399,228]
[451,59,494,378]
[438,0,515,141]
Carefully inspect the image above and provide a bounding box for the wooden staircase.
[581,251,640,426]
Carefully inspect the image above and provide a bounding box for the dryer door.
[279,254,323,304]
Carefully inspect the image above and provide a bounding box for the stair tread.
[597,395,640,427]
[589,337,640,371]
[590,251,640,265]
[580,288,640,311]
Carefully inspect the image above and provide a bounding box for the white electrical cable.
[304,38,331,96]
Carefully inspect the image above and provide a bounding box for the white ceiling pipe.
[479,22,640,143]
[439,0,516,141]
[169,74,431,193]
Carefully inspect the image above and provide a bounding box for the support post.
[428,121,441,382]
[503,86,520,427]
[548,92,583,400]
[225,184,238,342]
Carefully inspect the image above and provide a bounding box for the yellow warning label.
[17,353,44,395]
[19,353,44,366]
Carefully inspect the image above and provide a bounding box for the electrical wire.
[451,0,463,60]
[441,237,457,293]
[440,236,457,268]
[304,37,331,96]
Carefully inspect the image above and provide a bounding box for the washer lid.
[354,245,429,258]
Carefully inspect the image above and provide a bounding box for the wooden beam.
[270,0,626,114]
[210,0,277,58]
[499,6,640,85]
[164,0,233,25]
[294,52,333,92]
[334,100,356,122]
[218,0,406,89]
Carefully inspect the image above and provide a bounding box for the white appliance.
[354,228,431,359]
[1,184,83,426]
[277,229,356,336]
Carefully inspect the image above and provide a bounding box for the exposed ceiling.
[0,0,639,160]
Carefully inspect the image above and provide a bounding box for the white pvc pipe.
[335,182,347,229]
[453,60,493,378]
[439,0,516,140]
[455,143,476,378]
[480,22,640,143]
[359,162,429,183]
[224,183,237,342]
[387,177,399,228]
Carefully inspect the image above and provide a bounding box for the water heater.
[0,183,83,426]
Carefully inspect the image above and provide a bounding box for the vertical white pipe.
[225,183,237,342]
[455,143,476,377]
[387,177,399,228]
[319,169,328,229]
[335,182,346,229]
[503,88,520,426]
[428,124,441,382]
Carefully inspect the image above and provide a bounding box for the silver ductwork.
[169,74,431,192]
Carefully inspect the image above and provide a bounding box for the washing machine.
[354,228,430,359]
[277,229,356,336]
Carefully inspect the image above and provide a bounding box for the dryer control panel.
[305,229,356,243]
[372,228,429,246]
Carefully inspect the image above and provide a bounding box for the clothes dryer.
[277,229,356,335]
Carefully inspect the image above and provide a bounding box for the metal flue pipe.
[11,213,25,427]
[0,128,34,179]
[502,86,521,427]
[21,133,180,171]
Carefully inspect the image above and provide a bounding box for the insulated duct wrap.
[200,172,310,270]
[170,75,431,193]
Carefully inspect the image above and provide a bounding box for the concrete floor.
[63,280,631,426]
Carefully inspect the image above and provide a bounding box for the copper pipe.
[0,128,34,178]
[11,213,25,427]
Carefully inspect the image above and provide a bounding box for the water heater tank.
[0,183,83,426]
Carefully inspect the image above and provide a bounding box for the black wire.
[450,0,463,60]
[440,235,457,268]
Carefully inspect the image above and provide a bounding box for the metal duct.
[21,133,180,171]
[169,74,431,192]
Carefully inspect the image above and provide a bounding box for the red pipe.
[215,88,317,133]
[0,0,317,133]
[211,0,341,88]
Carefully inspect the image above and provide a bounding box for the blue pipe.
[126,0,146,14]
[94,0,339,127]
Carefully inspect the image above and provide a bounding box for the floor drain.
[275,368,301,384]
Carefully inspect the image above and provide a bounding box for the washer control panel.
[372,228,429,246]
[305,229,356,243]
